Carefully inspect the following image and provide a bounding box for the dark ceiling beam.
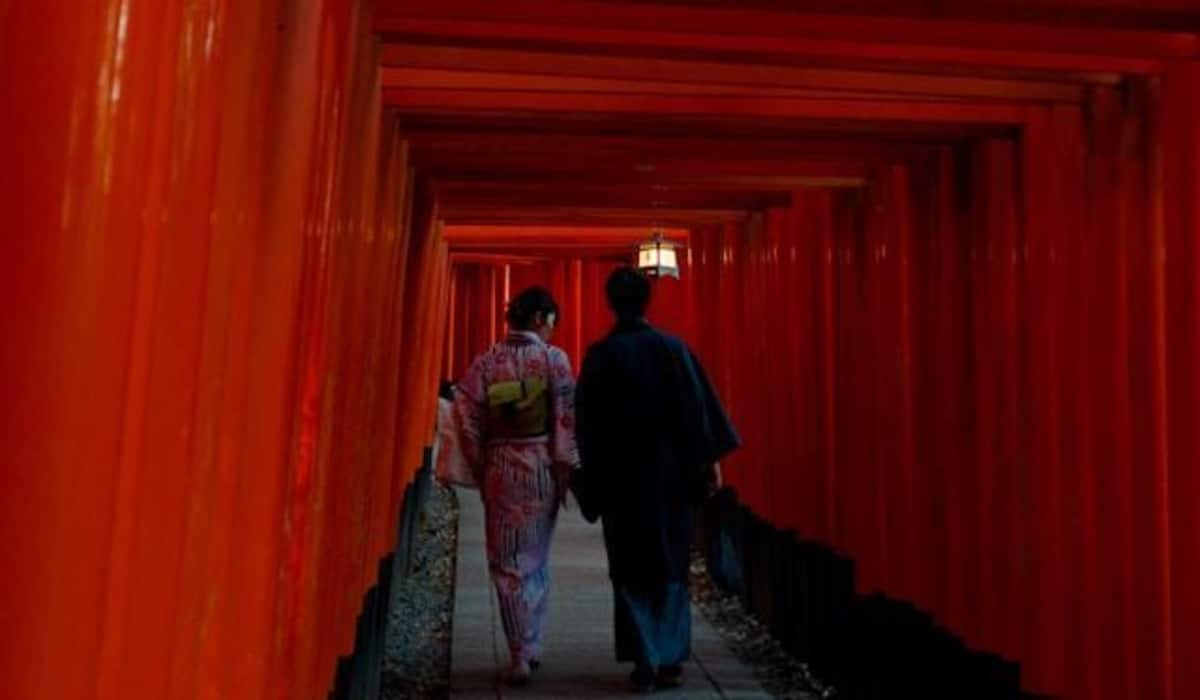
[375,21,1159,76]
[614,0,1200,32]
[450,251,634,263]
[381,21,1136,83]
[403,128,927,163]
[401,129,942,155]
[383,88,1033,125]
[430,172,870,190]
[382,67,973,102]
[437,188,792,211]
[452,248,640,262]
[393,110,1019,140]
[375,0,1197,58]
[445,224,688,242]
[380,46,1086,103]
[440,206,749,226]
[417,156,876,178]
[432,174,868,190]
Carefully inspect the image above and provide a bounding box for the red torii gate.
[2,1,1199,698]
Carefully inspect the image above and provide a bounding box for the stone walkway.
[450,488,769,698]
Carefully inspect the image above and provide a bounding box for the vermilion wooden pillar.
[447,257,637,376]
[3,2,1200,699]
[0,1,448,697]
[676,77,1196,696]
[1161,60,1200,700]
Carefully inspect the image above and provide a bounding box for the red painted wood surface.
[444,258,622,377]
[679,82,1199,697]
[4,1,1200,698]
[1,2,448,698]
[402,7,1198,696]
[441,225,690,377]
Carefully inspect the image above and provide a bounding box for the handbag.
[434,393,478,489]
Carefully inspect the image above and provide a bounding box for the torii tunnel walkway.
[449,490,767,699]
[4,2,1200,699]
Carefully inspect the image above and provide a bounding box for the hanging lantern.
[635,230,681,279]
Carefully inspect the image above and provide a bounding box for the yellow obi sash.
[486,376,551,439]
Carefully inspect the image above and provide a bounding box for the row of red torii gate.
[3,1,1200,698]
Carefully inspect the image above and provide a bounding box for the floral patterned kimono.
[453,330,579,665]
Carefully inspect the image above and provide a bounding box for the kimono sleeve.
[681,345,741,465]
[547,347,581,475]
[574,344,606,474]
[571,344,607,522]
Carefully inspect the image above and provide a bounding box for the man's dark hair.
[506,286,559,330]
[606,266,651,319]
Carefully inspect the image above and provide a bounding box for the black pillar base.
[699,487,1024,699]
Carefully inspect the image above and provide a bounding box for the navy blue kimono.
[575,318,740,669]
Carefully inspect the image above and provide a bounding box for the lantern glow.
[635,232,681,279]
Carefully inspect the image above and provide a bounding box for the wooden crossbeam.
[375,0,1197,60]
[445,225,689,260]
[380,47,1086,103]
[418,155,876,177]
[384,88,1033,125]
[394,111,1018,140]
[441,206,749,226]
[382,67,973,102]
[433,173,867,189]
[401,129,941,154]
[437,185,792,211]
[376,21,1158,75]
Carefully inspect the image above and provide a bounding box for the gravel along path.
[380,482,835,700]
[689,555,838,700]
[383,481,458,700]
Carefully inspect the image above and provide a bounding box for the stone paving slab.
[451,488,768,699]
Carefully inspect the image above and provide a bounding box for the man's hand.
[704,462,723,499]
[555,468,572,509]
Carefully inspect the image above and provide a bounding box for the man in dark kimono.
[574,266,740,692]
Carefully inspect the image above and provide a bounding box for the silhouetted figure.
[575,266,740,692]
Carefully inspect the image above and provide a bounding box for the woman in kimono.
[452,286,579,685]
